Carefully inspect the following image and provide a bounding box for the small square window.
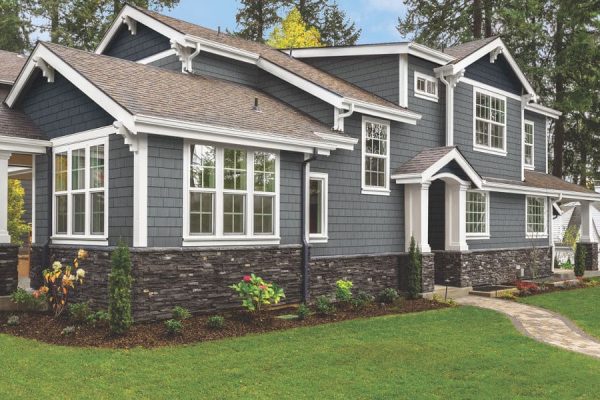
[414,72,438,102]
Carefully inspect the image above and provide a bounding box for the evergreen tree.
[407,236,422,300]
[267,7,321,48]
[7,179,29,246]
[574,243,587,277]
[319,2,361,46]
[235,0,283,42]
[0,0,31,52]
[109,242,133,335]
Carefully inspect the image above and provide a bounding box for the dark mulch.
[0,299,447,349]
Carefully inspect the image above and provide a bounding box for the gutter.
[301,149,318,303]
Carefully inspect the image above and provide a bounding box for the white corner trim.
[136,49,177,64]
[31,154,36,244]
[398,54,408,107]
[132,133,148,247]
[0,135,51,154]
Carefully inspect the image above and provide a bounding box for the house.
[0,5,599,319]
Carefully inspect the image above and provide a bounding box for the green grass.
[519,286,600,338]
[2,307,600,399]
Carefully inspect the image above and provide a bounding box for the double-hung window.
[466,190,489,239]
[184,142,279,245]
[474,88,506,155]
[526,196,547,238]
[53,137,108,243]
[362,117,390,195]
[414,72,438,102]
[308,172,328,243]
[524,121,534,169]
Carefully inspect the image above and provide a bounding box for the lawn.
[519,286,600,338]
[2,307,600,399]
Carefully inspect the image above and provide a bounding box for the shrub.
[575,243,587,277]
[407,236,422,299]
[230,274,285,314]
[61,326,76,336]
[206,315,225,330]
[173,306,191,321]
[431,294,457,307]
[87,311,109,327]
[8,179,29,246]
[335,280,353,303]
[352,291,374,309]
[164,319,183,335]
[40,250,87,317]
[7,315,19,326]
[68,302,93,324]
[296,303,310,320]
[315,296,334,316]
[497,292,517,300]
[561,258,573,270]
[378,288,399,304]
[10,288,46,309]
[109,242,133,335]
[515,280,540,292]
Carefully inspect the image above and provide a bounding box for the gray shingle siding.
[17,71,113,139]
[467,191,548,250]
[525,110,547,172]
[147,135,184,247]
[109,134,134,246]
[34,153,50,244]
[280,151,303,245]
[191,53,259,86]
[464,54,523,95]
[149,53,181,71]
[103,23,171,61]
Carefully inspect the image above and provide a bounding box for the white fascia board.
[423,149,483,188]
[313,132,357,150]
[483,181,600,202]
[6,45,136,133]
[525,103,562,119]
[50,126,115,147]
[0,135,51,154]
[0,79,13,85]
[95,5,187,54]
[137,49,177,64]
[345,99,421,124]
[408,43,456,65]
[134,114,335,154]
[184,35,259,64]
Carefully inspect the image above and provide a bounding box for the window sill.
[524,165,535,170]
[473,145,507,157]
[51,236,108,246]
[526,233,548,239]
[466,234,490,240]
[182,236,281,247]
[414,92,439,103]
[361,188,390,196]
[309,235,328,244]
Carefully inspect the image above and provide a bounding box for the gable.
[434,160,471,182]
[16,70,114,139]
[103,22,171,61]
[464,54,523,95]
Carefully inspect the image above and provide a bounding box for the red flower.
[259,285,267,290]
[243,275,252,282]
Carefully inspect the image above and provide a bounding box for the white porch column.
[445,181,469,251]
[0,151,12,243]
[404,182,431,253]
[580,201,596,243]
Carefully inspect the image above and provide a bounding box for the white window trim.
[472,87,507,156]
[361,116,391,195]
[51,136,109,246]
[523,120,535,170]
[182,140,281,247]
[525,196,548,239]
[465,190,490,240]
[308,172,328,244]
[414,71,439,102]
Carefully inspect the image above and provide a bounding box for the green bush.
[575,244,587,277]
[109,242,133,335]
[378,288,399,304]
[173,306,191,321]
[87,310,110,327]
[10,288,46,309]
[315,296,334,316]
[335,280,353,303]
[7,315,19,326]
[229,274,285,314]
[407,236,422,299]
[206,315,225,330]
[164,319,183,335]
[352,291,374,309]
[8,179,29,246]
[68,302,93,324]
[296,303,310,320]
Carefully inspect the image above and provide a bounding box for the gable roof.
[94,5,422,124]
[443,36,499,62]
[6,42,355,154]
[0,50,27,85]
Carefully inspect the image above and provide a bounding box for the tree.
[108,242,133,335]
[267,7,322,49]
[0,0,32,52]
[574,242,587,277]
[319,2,361,46]
[7,179,29,246]
[235,0,283,42]
[407,236,422,299]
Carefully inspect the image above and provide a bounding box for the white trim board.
[136,49,177,64]
[0,135,51,154]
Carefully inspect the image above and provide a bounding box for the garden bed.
[0,299,447,349]
[499,277,600,299]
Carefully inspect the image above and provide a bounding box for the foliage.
[235,0,283,42]
[68,302,93,324]
[86,310,109,327]
[561,258,574,270]
[335,279,353,303]
[7,179,29,246]
[296,303,310,320]
[378,288,400,304]
[407,236,422,299]
[497,292,517,301]
[206,315,225,330]
[40,250,87,317]
[164,319,183,335]
[314,1,360,46]
[0,0,31,52]
[351,291,374,309]
[172,306,191,321]
[6,315,19,326]
[229,274,285,314]
[314,295,334,316]
[267,7,322,48]
[563,225,580,250]
[575,243,587,277]
[10,287,46,309]
[61,325,76,336]
[431,294,457,307]
[109,242,133,335]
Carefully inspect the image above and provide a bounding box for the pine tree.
[235,0,283,42]
[319,2,360,46]
[267,7,322,48]
[109,242,133,335]
[407,236,422,299]
[0,0,31,52]
[574,243,587,277]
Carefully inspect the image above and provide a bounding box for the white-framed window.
[526,196,547,238]
[473,87,507,155]
[52,137,108,244]
[361,116,390,195]
[466,190,490,239]
[524,120,534,169]
[414,71,438,102]
[183,141,280,246]
[308,172,328,243]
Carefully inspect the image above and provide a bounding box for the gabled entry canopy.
[391,146,483,188]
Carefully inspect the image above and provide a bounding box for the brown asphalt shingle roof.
[394,146,455,175]
[130,6,407,112]
[0,88,46,140]
[485,171,597,195]
[0,50,26,84]
[42,42,341,144]
[443,36,499,63]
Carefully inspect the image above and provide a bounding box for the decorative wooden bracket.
[490,47,503,63]
[170,40,200,73]
[33,57,54,83]
[446,69,465,88]
[114,121,138,153]
[122,16,137,35]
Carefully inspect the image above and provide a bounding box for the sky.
[164,0,410,44]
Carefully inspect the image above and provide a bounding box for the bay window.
[474,88,506,155]
[362,117,390,195]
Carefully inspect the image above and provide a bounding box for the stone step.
[423,285,472,300]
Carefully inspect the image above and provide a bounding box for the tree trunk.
[473,0,483,39]
[49,1,59,43]
[552,14,565,178]
[483,0,493,37]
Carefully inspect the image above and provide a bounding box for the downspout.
[439,74,453,146]
[301,148,318,303]
[334,103,355,131]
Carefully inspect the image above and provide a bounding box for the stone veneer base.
[0,244,18,296]
[577,242,599,271]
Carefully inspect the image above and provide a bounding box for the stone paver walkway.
[457,296,600,358]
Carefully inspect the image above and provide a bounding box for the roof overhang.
[524,102,562,119]
[0,135,51,154]
[482,179,600,202]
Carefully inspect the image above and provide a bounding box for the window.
[308,172,328,243]
[474,88,506,155]
[526,196,547,237]
[524,121,534,169]
[53,138,108,243]
[183,142,279,245]
[414,72,438,102]
[362,117,390,195]
[466,191,489,238]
